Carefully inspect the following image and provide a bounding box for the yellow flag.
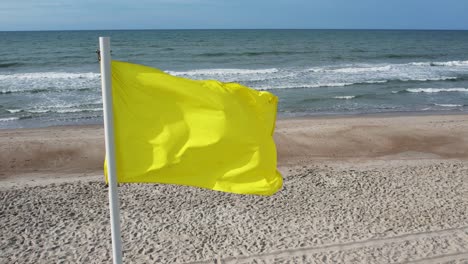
[104,61,282,196]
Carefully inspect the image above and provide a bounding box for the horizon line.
[1,27,468,32]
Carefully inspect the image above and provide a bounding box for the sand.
[1,114,468,263]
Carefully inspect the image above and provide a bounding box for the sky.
[1,0,468,31]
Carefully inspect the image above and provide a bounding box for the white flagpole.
[99,36,123,264]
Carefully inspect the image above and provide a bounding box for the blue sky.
[1,0,468,31]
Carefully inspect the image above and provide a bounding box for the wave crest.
[406,88,468,93]
[166,68,279,76]
[0,72,100,81]
[333,95,356,100]
[434,103,463,107]
[409,60,468,67]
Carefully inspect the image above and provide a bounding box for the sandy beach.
[1,114,468,263]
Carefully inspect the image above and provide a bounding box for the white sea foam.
[28,109,50,113]
[55,108,102,113]
[25,103,103,114]
[6,109,22,113]
[0,72,100,94]
[406,77,457,82]
[330,65,392,73]
[245,73,298,82]
[433,60,468,66]
[408,62,429,66]
[260,79,390,90]
[305,65,392,73]
[0,72,100,81]
[166,68,279,76]
[364,80,388,84]
[1,62,456,95]
[406,88,468,93]
[333,96,356,100]
[434,103,463,107]
[326,83,355,87]
[308,59,468,75]
[409,60,468,67]
[387,76,458,83]
[0,117,19,122]
[263,82,355,89]
[1,89,23,94]
[293,61,462,91]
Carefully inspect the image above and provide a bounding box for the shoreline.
[1,113,467,179]
[1,110,468,131]
[278,109,468,120]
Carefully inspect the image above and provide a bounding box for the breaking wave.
[406,88,468,93]
[409,60,468,67]
[434,103,463,107]
[0,117,19,122]
[6,109,22,113]
[166,68,279,76]
[0,72,99,94]
[0,72,100,81]
[333,95,356,100]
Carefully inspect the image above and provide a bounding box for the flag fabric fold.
[105,60,282,195]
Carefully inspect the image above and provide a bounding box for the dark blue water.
[1,30,468,128]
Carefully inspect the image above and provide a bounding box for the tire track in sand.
[189,226,468,263]
[404,252,468,264]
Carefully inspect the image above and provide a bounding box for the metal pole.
[99,36,123,264]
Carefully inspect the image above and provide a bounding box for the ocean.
[1,29,468,129]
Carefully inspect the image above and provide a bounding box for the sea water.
[1,29,468,129]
